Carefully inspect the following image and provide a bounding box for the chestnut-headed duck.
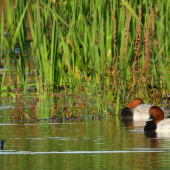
[120,98,170,121]
[144,106,170,133]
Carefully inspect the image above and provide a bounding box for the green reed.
[0,0,170,116]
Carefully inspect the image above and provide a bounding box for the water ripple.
[0,150,165,155]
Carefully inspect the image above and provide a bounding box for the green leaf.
[39,0,70,28]
[11,2,29,49]
[152,41,170,91]
[121,0,143,27]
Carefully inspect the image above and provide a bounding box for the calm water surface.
[0,108,170,170]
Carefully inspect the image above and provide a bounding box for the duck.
[0,140,6,150]
[144,106,170,133]
[120,98,170,121]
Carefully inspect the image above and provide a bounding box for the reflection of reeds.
[2,76,49,121]
[9,82,32,121]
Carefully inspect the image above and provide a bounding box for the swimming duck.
[144,106,170,133]
[0,140,6,150]
[120,98,170,121]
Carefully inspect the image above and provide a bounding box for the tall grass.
[0,0,170,115]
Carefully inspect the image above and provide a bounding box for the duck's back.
[156,119,170,132]
[132,104,153,121]
[161,107,170,118]
[132,104,170,121]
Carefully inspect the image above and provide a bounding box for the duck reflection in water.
[144,132,168,148]
[0,140,6,150]
[120,118,146,128]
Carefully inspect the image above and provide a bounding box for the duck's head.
[147,106,164,124]
[127,98,144,109]
[144,106,164,133]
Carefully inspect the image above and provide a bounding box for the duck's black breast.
[144,123,157,133]
[120,107,133,120]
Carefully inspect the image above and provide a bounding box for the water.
[0,107,170,170]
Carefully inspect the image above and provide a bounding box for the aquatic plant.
[2,75,49,121]
[0,0,170,117]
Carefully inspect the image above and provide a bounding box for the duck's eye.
[149,114,155,120]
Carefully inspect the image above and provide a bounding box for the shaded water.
[1,107,170,170]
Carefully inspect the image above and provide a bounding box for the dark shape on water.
[144,122,157,133]
[0,140,6,150]
[144,132,157,138]
[120,107,133,120]
[120,119,134,127]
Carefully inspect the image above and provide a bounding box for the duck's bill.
[146,118,154,123]
[146,114,155,123]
